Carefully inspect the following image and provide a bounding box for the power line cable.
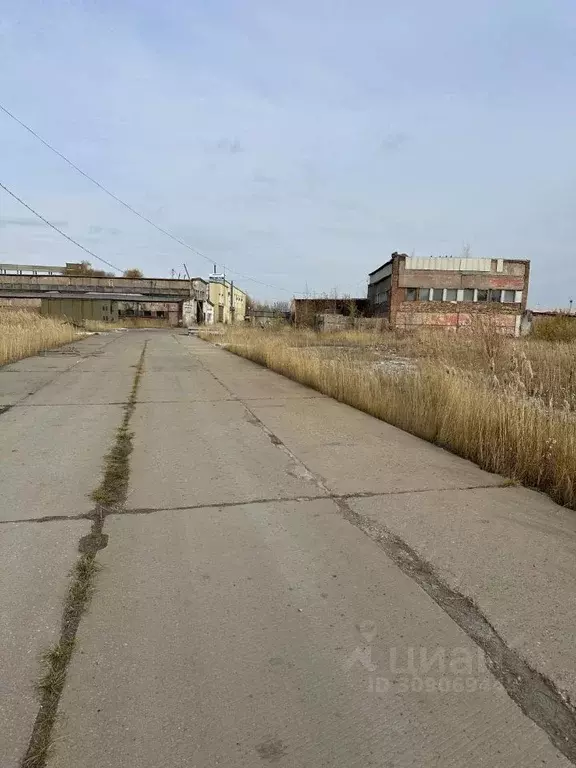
[0,180,122,273]
[0,102,292,294]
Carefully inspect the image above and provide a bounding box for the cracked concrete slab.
[128,399,323,508]
[246,396,503,495]
[50,502,569,768]
[1,519,89,768]
[2,357,81,372]
[24,370,135,405]
[0,371,54,405]
[137,368,230,402]
[183,337,325,400]
[348,486,576,705]
[0,403,123,521]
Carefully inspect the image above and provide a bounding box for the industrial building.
[368,253,530,335]
[40,297,119,324]
[0,265,216,327]
[208,275,247,323]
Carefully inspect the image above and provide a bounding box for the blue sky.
[0,1,575,305]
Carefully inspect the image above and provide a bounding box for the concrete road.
[2,330,576,768]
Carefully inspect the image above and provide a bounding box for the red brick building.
[368,253,530,336]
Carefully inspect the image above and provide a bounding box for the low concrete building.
[368,253,530,336]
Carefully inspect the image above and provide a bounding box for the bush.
[532,315,576,342]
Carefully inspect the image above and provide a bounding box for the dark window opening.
[463,289,475,302]
[445,289,458,302]
[419,288,430,301]
[143,310,152,317]
[156,310,166,318]
[432,288,444,301]
[406,288,418,301]
[490,290,502,303]
[477,289,488,302]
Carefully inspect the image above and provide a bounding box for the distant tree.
[63,260,91,275]
[63,261,115,277]
[123,268,144,279]
[248,299,290,314]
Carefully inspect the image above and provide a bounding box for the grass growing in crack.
[23,555,100,768]
[90,342,145,509]
[22,341,146,768]
[90,426,134,507]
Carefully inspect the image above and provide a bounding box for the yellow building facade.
[208,278,247,324]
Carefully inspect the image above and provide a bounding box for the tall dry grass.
[0,310,77,366]
[202,325,576,509]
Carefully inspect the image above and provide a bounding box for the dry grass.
[532,314,576,342]
[0,309,77,366]
[202,325,576,509]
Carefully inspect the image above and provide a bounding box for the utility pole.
[183,263,192,298]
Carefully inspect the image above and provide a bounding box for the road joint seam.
[0,483,520,525]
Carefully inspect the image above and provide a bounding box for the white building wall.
[404,257,492,272]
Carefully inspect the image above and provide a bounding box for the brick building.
[368,253,530,336]
[291,298,370,326]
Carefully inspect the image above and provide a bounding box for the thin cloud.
[211,138,244,155]
[88,225,122,236]
[0,216,68,228]
[381,132,410,152]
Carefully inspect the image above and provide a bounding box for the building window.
[445,289,458,302]
[463,289,475,302]
[477,289,488,302]
[144,310,152,317]
[432,288,444,301]
[406,288,418,301]
[490,290,502,303]
[502,290,516,303]
[156,310,166,318]
[419,288,431,301]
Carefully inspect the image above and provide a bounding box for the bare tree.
[64,261,114,277]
